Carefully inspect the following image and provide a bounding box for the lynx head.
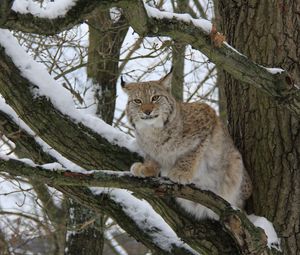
[122,70,177,129]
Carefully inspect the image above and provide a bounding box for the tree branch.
[3,0,299,115]
[126,4,300,116]
[0,42,141,170]
[58,186,197,255]
[0,0,14,25]
[0,157,278,255]
[2,0,113,35]
[0,109,56,163]
[0,2,284,254]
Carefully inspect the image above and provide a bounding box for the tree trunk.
[171,41,185,101]
[214,1,300,254]
[66,8,129,255]
[65,200,105,255]
[171,0,189,102]
[87,8,128,123]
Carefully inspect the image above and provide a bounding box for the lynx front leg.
[130,160,160,177]
[168,151,200,185]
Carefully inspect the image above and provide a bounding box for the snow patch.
[144,4,212,34]
[223,42,247,57]
[16,157,36,167]
[41,162,64,170]
[0,152,10,161]
[0,152,35,167]
[12,0,77,19]
[265,67,285,74]
[90,188,197,254]
[248,214,281,251]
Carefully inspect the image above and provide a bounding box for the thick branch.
[0,0,14,25]
[0,157,278,255]
[58,186,196,255]
[125,4,300,116]
[0,44,140,170]
[2,0,113,35]
[0,109,56,163]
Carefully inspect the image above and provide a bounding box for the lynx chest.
[136,127,199,168]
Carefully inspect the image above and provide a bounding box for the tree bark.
[65,199,105,255]
[87,8,128,123]
[66,8,129,254]
[0,157,282,255]
[171,41,185,101]
[214,1,300,254]
[0,110,67,254]
[0,43,140,170]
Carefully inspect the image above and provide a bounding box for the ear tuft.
[159,67,173,90]
[121,76,126,88]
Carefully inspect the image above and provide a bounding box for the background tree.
[214,1,300,254]
[0,0,299,254]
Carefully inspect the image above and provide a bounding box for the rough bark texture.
[66,9,128,254]
[65,199,105,255]
[171,41,185,101]
[87,8,128,123]
[214,1,300,254]
[0,44,140,171]
[0,111,67,254]
[1,157,283,254]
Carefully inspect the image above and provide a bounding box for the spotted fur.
[123,72,252,220]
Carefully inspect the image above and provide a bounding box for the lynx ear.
[159,67,173,90]
[120,76,128,93]
[120,76,126,88]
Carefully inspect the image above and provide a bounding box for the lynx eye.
[133,99,142,104]
[151,95,160,102]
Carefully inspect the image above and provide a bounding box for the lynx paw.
[168,170,193,185]
[130,162,159,177]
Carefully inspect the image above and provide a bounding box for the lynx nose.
[144,109,152,115]
[141,104,154,115]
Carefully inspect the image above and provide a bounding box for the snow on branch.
[128,2,300,117]
[0,154,194,254]
[0,29,141,170]
[144,5,212,33]
[61,185,198,255]
[0,156,278,255]
[0,96,83,170]
[1,0,110,35]
[12,0,77,19]
[0,29,138,154]
[90,188,198,255]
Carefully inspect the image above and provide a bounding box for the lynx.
[122,70,252,219]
